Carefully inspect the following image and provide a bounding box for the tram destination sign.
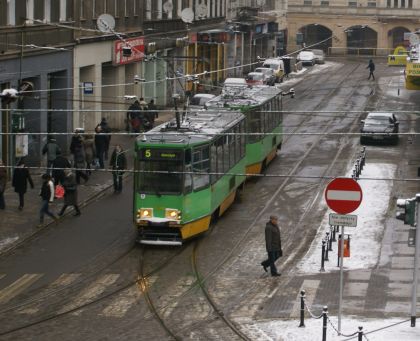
[329,213,357,227]
[140,148,183,161]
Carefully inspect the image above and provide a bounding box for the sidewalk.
[0,111,174,257]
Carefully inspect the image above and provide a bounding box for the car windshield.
[249,74,263,80]
[264,63,278,70]
[365,116,392,125]
[255,68,271,75]
[138,149,184,195]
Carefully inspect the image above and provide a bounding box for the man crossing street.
[261,215,283,277]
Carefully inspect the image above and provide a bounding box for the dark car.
[360,112,399,144]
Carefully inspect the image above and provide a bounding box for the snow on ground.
[249,316,420,341]
[0,236,19,252]
[297,163,397,274]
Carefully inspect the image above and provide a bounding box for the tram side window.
[240,120,246,158]
[235,124,241,163]
[216,136,224,180]
[277,96,283,125]
[271,98,277,131]
[210,144,218,184]
[184,149,192,193]
[192,145,210,191]
[248,109,261,143]
[223,135,231,173]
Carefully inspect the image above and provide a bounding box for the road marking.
[58,274,120,316]
[17,273,81,315]
[289,279,320,318]
[0,274,43,304]
[100,276,158,318]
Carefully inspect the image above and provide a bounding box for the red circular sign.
[325,178,363,214]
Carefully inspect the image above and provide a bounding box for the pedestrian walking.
[367,59,375,80]
[127,100,141,134]
[38,174,58,227]
[12,159,34,210]
[70,132,89,184]
[42,137,61,175]
[0,160,7,209]
[261,215,283,277]
[99,118,112,160]
[110,145,127,193]
[148,99,157,126]
[58,169,81,217]
[51,150,71,186]
[83,134,96,175]
[94,125,107,169]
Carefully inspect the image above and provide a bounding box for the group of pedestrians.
[126,98,157,134]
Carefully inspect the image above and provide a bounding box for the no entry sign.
[325,178,362,214]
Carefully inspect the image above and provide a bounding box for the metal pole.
[358,326,363,341]
[321,239,326,272]
[325,232,330,261]
[338,225,345,334]
[411,194,420,327]
[322,306,328,341]
[299,290,305,327]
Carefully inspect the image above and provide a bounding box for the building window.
[394,0,398,7]
[387,0,391,7]
[320,0,329,6]
[349,1,357,7]
[26,0,34,24]
[401,0,405,7]
[7,0,16,25]
[367,1,376,7]
[59,0,66,21]
[408,0,412,8]
[303,0,312,5]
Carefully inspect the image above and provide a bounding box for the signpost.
[325,178,362,335]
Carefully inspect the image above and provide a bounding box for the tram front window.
[138,149,184,195]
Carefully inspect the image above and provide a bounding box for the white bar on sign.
[327,190,361,201]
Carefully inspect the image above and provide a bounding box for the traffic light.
[396,198,416,226]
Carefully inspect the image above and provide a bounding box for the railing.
[328,47,394,57]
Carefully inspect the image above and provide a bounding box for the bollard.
[322,306,328,341]
[321,239,326,272]
[332,225,337,242]
[299,290,306,327]
[355,162,359,177]
[358,326,363,341]
[337,234,341,267]
[325,232,330,261]
[328,229,333,250]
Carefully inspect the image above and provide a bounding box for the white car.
[223,78,247,88]
[310,49,326,64]
[189,93,216,109]
[297,51,316,66]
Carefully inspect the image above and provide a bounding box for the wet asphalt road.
[0,58,419,340]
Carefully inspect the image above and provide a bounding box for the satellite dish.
[196,4,207,18]
[163,1,173,14]
[97,14,115,33]
[409,34,419,46]
[181,8,194,23]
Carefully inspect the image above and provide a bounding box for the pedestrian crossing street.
[0,272,158,319]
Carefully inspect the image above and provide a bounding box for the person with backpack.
[51,150,71,186]
[58,169,81,217]
[42,137,61,175]
[38,174,58,227]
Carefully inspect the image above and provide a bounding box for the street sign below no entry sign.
[325,178,363,215]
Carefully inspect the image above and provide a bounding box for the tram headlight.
[165,208,181,220]
[138,208,153,219]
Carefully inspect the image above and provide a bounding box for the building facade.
[287,0,420,53]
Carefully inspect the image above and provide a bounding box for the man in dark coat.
[52,150,71,186]
[12,159,34,210]
[367,59,375,80]
[42,137,61,175]
[99,118,112,160]
[127,100,141,133]
[94,125,108,169]
[261,215,282,276]
[110,145,127,193]
[58,169,81,217]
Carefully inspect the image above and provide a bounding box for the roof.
[136,109,244,146]
[192,93,216,99]
[205,85,283,109]
[367,112,393,118]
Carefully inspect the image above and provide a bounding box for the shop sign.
[406,63,420,76]
[16,134,28,157]
[83,82,94,95]
[113,37,145,65]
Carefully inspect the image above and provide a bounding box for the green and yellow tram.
[134,85,289,245]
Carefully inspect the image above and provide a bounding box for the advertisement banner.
[113,37,145,65]
[15,134,28,157]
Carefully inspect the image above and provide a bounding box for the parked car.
[223,77,247,88]
[297,51,316,66]
[246,72,265,86]
[309,49,326,64]
[189,94,216,109]
[360,112,399,144]
[262,58,285,83]
[254,67,276,85]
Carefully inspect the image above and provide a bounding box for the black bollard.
[358,326,363,341]
[337,234,341,267]
[299,290,305,327]
[328,227,333,250]
[321,239,326,272]
[325,232,330,261]
[332,225,337,242]
[322,306,328,341]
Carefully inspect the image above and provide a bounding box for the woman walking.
[38,174,58,227]
[12,159,34,210]
[58,169,81,217]
[83,134,96,175]
[70,132,89,184]
[110,145,127,193]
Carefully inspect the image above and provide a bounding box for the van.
[262,58,285,83]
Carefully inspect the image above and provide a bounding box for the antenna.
[181,8,194,24]
[97,14,115,33]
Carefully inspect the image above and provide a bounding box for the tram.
[134,85,290,245]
